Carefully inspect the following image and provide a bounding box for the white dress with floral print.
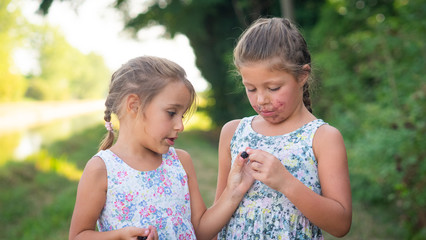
[95,148,196,239]
[219,116,326,240]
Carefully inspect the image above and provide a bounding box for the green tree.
[68,52,110,99]
[311,0,426,237]
[0,0,27,102]
[25,25,109,100]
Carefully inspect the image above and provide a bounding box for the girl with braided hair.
[215,18,352,239]
[69,56,254,240]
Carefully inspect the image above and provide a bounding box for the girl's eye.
[167,111,176,117]
[246,88,256,92]
[269,87,281,91]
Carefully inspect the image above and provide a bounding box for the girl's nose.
[257,92,269,105]
[175,118,185,132]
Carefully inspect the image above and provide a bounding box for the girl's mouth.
[166,137,177,146]
[259,109,275,117]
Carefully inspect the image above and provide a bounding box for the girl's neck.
[109,140,163,172]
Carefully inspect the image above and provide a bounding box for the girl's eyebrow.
[166,103,188,109]
[166,103,182,107]
[243,79,283,85]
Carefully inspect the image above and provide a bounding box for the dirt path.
[0,100,105,133]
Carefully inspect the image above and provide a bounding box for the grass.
[175,130,220,206]
[0,124,405,239]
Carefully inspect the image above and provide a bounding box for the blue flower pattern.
[219,116,326,240]
[95,148,195,239]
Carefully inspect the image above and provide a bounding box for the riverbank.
[0,100,105,133]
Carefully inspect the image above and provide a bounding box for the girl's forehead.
[154,81,193,107]
[241,65,296,85]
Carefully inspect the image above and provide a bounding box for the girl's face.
[240,62,306,124]
[137,81,192,154]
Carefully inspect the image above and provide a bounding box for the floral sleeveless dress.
[95,147,196,239]
[219,116,326,240]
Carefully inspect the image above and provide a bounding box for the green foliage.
[0,0,110,102]
[0,0,27,101]
[0,132,21,166]
[0,161,74,240]
[25,25,110,100]
[0,123,103,239]
[175,130,220,205]
[311,0,426,237]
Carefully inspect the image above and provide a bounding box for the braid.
[303,82,312,113]
[98,100,115,151]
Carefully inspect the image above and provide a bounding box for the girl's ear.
[298,64,311,86]
[126,94,141,117]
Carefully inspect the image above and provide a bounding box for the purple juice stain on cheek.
[274,100,285,109]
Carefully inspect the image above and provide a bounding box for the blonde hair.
[99,56,196,151]
[234,17,313,112]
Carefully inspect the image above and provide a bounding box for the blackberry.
[137,236,147,240]
[241,151,249,159]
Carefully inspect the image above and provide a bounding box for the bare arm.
[177,140,253,239]
[69,157,156,240]
[248,125,352,237]
[214,120,241,203]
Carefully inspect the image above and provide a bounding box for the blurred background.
[0,0,425,239]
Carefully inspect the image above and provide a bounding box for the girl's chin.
[259,115,286,124]
[152,145,170,155]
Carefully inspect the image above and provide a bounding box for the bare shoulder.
[76,155,108,196]
[314,124,344,142]
[313,124,347,162]
[221,119,241,134]
[219,119,241,141]
[79,156,107,185]
[84,156,107,173]
[175,148,195,175]
[175,148,192,163]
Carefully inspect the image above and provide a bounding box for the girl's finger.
[148,225,158,240]
[250,161,262,172]
[245,150,263,164]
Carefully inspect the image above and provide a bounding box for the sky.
[16,0,208,92]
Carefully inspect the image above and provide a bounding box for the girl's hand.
[121,226,158,240]
[145,225,158,240]
[246,148,288,191]
[226,151,255,199]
